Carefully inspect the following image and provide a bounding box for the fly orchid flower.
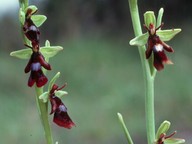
[155,120,185,144]
[25,51,51,87]
[144,23,174,71]
[49,84,75,129]
[129,9,181,72]
[23,8,40,49]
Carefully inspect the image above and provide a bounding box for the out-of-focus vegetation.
[0,0,192,144]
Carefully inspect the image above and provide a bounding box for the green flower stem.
[35,87,53,144]
[128,0,155,144]
[18,0,54,143]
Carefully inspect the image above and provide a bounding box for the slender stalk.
[35,87,53,144]
[117,113,134,144]
[128,0,155,143]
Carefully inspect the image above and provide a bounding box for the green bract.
[157,8,164,28]
[39,92,49,103]
[48,72,61,92]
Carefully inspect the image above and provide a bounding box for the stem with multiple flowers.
[11,0,75,144]
[18,1,53,143]
[118,0,184,144]
[128,0,155,143]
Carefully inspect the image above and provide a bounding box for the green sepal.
[156,120,171,139]
[40,40,63,59]
[39,92,49,103]
[157,8,164,28]
[19,8,25,25]
[164,138,185,144]
[129,29,181,47]
[55,90,68,98]
[40,46,63,59]
[144,11,156,28]
[31,15,47,27]
[157,29,182,41]
[48,72,61,92]
[129,33,148,46]
[10,49,32,59]
[25,5,38,15]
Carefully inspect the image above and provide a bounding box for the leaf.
[129,33,148,46]
[10,49,32,59]
[117,113,134,144]
[156,120,171,139]
[144,11,156,28]
[55,90,68,98]
[165,138,185,144]
[39,92,49,103]
[31,15,47,27]
[157,29,182,41]
[40,46,63,58]
[48,72,61,92]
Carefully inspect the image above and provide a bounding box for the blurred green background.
[0,0,192,143]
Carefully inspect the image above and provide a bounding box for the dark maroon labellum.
[49,84,75,129]
[25,51,51,87]
[23,8,40,50]
[23,18,40,49]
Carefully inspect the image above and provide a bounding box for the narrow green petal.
[10,49,32,59]
[157,29,182,41]
[165,138,185,144]
[40,46,63,58]
[156,120,171,139]
[129,33,148,46]
[144,11,156,27]
[39,92,49,103]
[55,90,68,98]
[31,15,47,27]
[48,72,61,92]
